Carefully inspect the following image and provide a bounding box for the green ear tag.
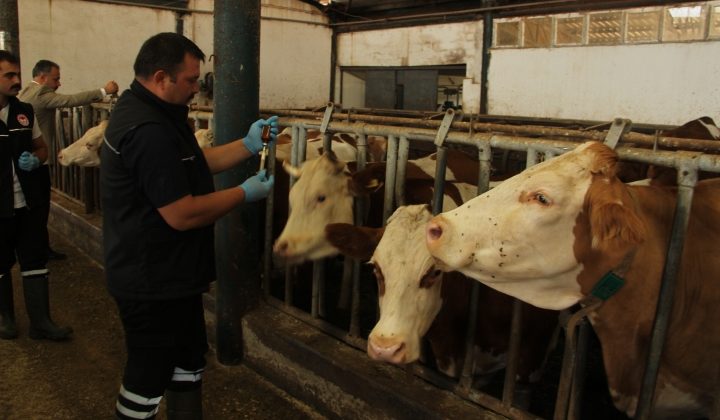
[591,272,625,300]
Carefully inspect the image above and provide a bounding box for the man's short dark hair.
[133,32,205,80]
[32,59,59,77]
[0,50,19,65]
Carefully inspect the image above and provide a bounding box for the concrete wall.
[489,41,720,125]
[335,18,720,126]
[336,21,483,113]
[17,0,331,109]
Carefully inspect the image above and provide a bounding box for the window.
[588,12,622,45]
[626,10,661,43]
[524,17,552,48]
[492,3,719,50]
[496,20,520,47]
[663,5,707,42]
[556,16,584,45]
[710,5,720,38]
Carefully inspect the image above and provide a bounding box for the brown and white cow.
[273,151,479,265]
[326,204,558,387]
[426,141,720,418]
[617,116,720,185]
[58,122,215,167]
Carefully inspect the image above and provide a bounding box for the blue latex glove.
[18,151,40,171]
[239,169,275,202]
[242,116,279,155]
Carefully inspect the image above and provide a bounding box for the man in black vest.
[101,34,276,420]
[0,50,73,341]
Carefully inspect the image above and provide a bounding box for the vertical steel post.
[214,0,261,365]
[480,12,493,115]
[636,166,698,419]
[0,0,19,56]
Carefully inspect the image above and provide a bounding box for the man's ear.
[152,70,169,85]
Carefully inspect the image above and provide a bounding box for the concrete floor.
[0,228,325,420]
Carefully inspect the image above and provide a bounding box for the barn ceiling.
[305,0,704,25]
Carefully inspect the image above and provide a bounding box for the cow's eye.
[317,195,326,203]
[534,192,552,206]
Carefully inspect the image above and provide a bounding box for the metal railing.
[262,108,720,419]
[54,103,720,419]
[51,103,213,212]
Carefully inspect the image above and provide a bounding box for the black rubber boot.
[47,246,67,261]
[0,273,18,339]
[22,275,73,341]
[166,388,203,420]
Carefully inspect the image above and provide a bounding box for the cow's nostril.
[426,223,443,241]
[274,241,289,254]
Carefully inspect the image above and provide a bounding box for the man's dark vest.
[0,97,49,218]
[101,81,216,300]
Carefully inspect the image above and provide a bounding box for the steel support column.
[214,0,262,365]
[480,12,493,115]
[0,0,19,55]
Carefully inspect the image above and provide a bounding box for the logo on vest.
[17,114,30,127]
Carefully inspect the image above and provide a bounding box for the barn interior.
[2,0,719,419]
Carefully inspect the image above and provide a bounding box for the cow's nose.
[367,338,406,364]
[426,221,444,242]
[273,240,289,256]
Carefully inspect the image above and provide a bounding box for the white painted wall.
[489,42,720,125]
[336,21,484,113]
[335,18,720,125]
[17,0,331,109]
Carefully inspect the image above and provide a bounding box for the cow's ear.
[587,143,619,178]
[588,195,646,253]
[325,224,384,260]
[349,163,385,196]
[282,160,303,178]
[322,150,346,174]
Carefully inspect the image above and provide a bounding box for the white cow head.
[326,204,443,364]
[58,120,108,167]
[273,152,382,265]
[426,141,646,310]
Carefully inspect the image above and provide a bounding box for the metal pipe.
[273,117,720,172]
[349,133,368,338]
[285,125,301,306]
[214,0,261,365]
[0,0,19,55]
[568,320,591,420]
[480,12,493,114]
[395,136,410,206]
[330,0,574,27]
[431,147,448,215]
[175,11,185,35]
[477,143,492,194]
[636,166,698,419]
[269,110,720,153]
[329,28,338,103]
[502,300,523,407]
[331,0,698,33]
[262,140,277,298]
[458,282,480,390]
[382,135,399,224]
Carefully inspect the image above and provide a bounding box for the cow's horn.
[282,160,302,178]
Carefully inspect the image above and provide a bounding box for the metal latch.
[434,108,456,147]
[603,118,632,150]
